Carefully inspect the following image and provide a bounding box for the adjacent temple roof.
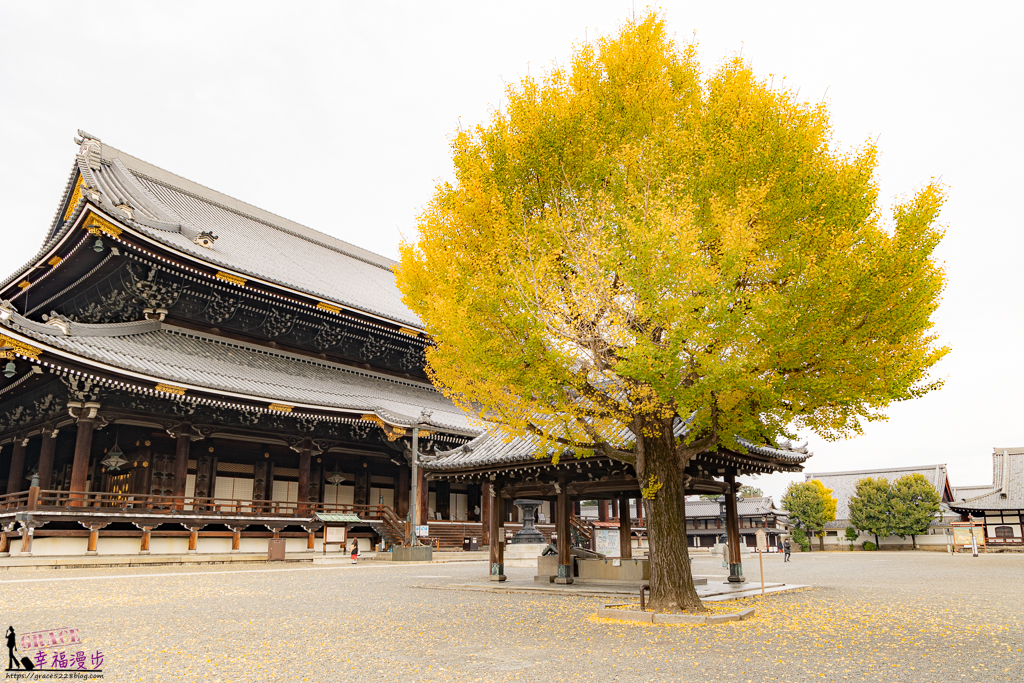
[34,133,420,327]
[804,464,952,522]
[423,425,812,472]
[950,448,1024,512]
[681,496,784,519]
[0,310,475,434]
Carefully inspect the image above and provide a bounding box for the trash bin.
[462,538,471,551]
[470,537,479,551]
[268,538,286,561]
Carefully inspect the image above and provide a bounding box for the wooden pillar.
[415,465,428,525]
[618,493,632,559]
[19,523,36,555]
[488,481,505,581]
[139,527,152,554]
[0,524,11,556]
[188,528,199,552]
[86,526,100,554]
[69,417,96,506]
[725,471,745,582]
[573,500,581,516]
[307,529,316,550]
[598,499,609,522]
[230,526,245,552]
[171,431,191,508]
[37,429,58,491]
[6,437,27,494]
[436,480,450,520]
[481,482,491,546]
[396,465,410,519]
[556,478,573,584]
[297,444,311,513]
[611,498,619,519]
[635,496,644,523]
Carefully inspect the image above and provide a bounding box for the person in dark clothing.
[350,539,359,564]
[777,538,784,554]
[783,538,792,562]
[6,626,18,670]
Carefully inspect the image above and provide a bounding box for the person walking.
[777,537,783,555]
[350,539,359,565]
[6,626,18,670]
[783,538,791,562]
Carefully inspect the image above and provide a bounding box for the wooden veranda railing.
[0,488,400,523]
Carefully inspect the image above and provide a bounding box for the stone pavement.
[441,575,806,602]
[0,551,1019,681]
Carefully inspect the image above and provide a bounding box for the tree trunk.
[911,535,917,550]
[818,531,825,552]
[637,430,704,613]
[874,534,879,548]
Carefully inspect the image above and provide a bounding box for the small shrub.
[792,528,811,552]
[862,541,877,551]
[845,526,859,542]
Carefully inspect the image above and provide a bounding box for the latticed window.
[994,526,1014,539]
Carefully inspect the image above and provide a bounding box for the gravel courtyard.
[0,551,1020,682]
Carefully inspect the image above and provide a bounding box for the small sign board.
[755,529,768,552]
[594,528,620,556]
[325,527,346,544]
[415,525,430,537]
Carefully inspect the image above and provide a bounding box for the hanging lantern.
[101,443,127,471]
[326,469,346,486]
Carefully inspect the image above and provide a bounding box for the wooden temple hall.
[0,132,488,557]
[423,429,811,583]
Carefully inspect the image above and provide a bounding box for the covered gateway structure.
[0,133,481,557]
[422,428,811,583]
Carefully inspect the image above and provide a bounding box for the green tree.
[844,525,859,549]
[739,485,764,498]
[848,477,893,547]
[781,480,837,551]
[890,473,941,549]
[396,14,948,612]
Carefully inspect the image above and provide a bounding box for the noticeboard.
[951,522,985,548]
[594,528,620,556]
[415,525,430,537]
[755,529,768,552]
[325,526,346,543]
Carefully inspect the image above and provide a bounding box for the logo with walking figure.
[5,624,104,677]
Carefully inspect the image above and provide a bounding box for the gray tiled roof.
[3,313,476,434]
[682,497,781,518]
[805,464,949,522]
[951,448,1024,511]
[51,136,421,327]
[423,423,812,471]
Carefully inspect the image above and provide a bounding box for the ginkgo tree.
[396,13,948,613]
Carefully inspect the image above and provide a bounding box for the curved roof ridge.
[100,142,397,271]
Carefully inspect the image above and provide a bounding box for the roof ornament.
[419,408,433,425]
[115,203,134,220]
[76,130,102,171]
[193,231,218,249]
[0,300,14,322]
[40,311,72,336]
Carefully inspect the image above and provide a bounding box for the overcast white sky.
[2,2,1021,502]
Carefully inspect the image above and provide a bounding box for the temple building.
[804,464,958,550]
[0,133,481,557]
[949,448,1024,547]
[423,430,811,582]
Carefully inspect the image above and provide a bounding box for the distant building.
[803,464,957,550]
[949,448,1024,547]
[579,496,789,552]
